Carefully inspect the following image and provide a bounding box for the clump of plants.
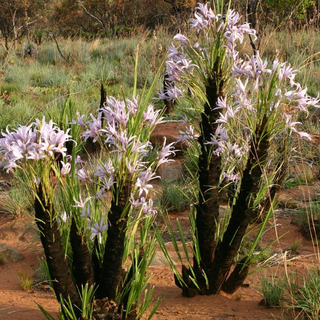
[259,274,286,307]
[18,271,34,291]
[0,74,173,318]
[291,269,320,320]
[157,1,319,297]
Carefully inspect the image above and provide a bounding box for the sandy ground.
[0,206,319,320]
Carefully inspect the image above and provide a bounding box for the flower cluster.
[207,52,319,184]
[0,117,71,172]
[158,3,256,102]
[74,96,175,218]
[230,53,318,135]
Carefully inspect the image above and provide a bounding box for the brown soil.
[0,177,319,319]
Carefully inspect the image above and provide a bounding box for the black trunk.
[34,185,81,308]
[97,185,129,300]
[195,74,224,278]
[70,218,95,288]
[208,118,270,293]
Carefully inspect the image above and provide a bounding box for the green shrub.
[292,269,320,319]
[259,274,286,307]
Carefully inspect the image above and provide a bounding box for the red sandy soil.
[0,206,319,320]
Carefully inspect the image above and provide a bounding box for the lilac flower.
[160,85,183,101]
[215,112,230,124]
[0,117,71,172]
[135,177,153,197]
[165,45,194,83]
[223,10,256,55]
[196,2,217,21]
[130,193,142,208]
[157,137,176,165]
[141,198,157,216]
[190,12,209,32]
[101,97,129,125]
[278,63,297,81]
[81,204,91,219]
[126,97,139,115]
[100,176,115,190]
[173,33,188,45]
[77,168,90,181]
[73,195,91,209]
[126,158,145,175]
[94,188,110,200]
[167,44,179,59]
[75,155,85,165]
[90,220,108,244]
[61,211,68,223]
[57,211,72,225]
[297,131,312,140]
[70,112,86,127]
[285,86,319,111]
[135,169,159,196]
[130,140,150,155]
[178,125,200,145]
[82,113,103,142]
[60,161,71,175]
[95,160,115,178]
[285,114,312,140]
[215,96,228,110]
[222,171,240,183]
[143,105,163,127]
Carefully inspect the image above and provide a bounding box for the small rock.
[157,158,184,182]
[0,243,24,262]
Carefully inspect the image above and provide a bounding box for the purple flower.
[95,160,115,178]
[90,220,108,244]
[70,112,86,127]
[141,198,157,216]
[165,86,183,101]
[143,105,163,127]
[190,12,209,32]
[178,125,200,145]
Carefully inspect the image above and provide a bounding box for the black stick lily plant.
[157,0,319,297]
[0,60,172,319]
